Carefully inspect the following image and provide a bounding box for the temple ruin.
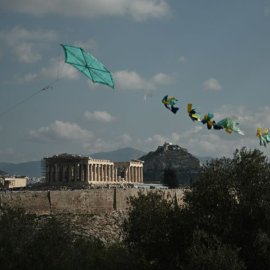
[44,153,144,186]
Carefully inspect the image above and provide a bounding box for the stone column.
[81,165,85,182]
[49,165,53,182]
[129,167,132,182]
[99,165,102,182]
[93,164,95,181]
[94,164,97,182]
[67,165,70,182]
[86,163,89,183]
[104,164,107,182]
[107,164,110,182]
[111,165,114,182]
[129,167,132,183]
[126,167,130,182]
[114,168,118,182]
[132,167,134,182]
[88,164,92,182]
[95,164,98,181]
[97,165,100,182]
[134,167,137,183]
[91,164,94,181]
[54,164,57,182]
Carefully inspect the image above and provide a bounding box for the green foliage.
[186,230,244,270]
[0,207,139,270]
[0,208,37,270]
[123,148,270,270]
[162,168,179,188]
[123,191,183,269]
[184,147,270,269]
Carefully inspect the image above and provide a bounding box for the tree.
[123,148,270,270]
[0,208,37,270]
[122,191,182,270]
[0,207,140,270]
[162,168,179,188]
[185,230,244,270]
[184,147,270,270]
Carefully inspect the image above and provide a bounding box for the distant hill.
[140,143,201,185]
[90,147,145,162]
[0,147,145,177]
[0,169,7,175]
[0,161,43,178]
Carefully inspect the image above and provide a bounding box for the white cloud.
[151,73,174,85]
[114,70,173,91]
[73,39,98,52]
[13,58,79,84]
[14,42,42,63]
[2,26,57,44]
[0,147,28,163]
[178,56,187,64]
[145,134,169,145]
[184,131,259,159]
[83,133,133,153]
[114,70,150,91]
[202,78,222,91]
[0,26,57,64]
[265,6,270,16]
[84,111,116,123]
[0,0,171,21]
[29,120,93,142]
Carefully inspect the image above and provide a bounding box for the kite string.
[0,89,44,118]
[0,46,65,119]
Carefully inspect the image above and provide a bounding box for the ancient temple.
[44,153,143,185]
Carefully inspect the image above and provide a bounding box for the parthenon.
[44,153,143,185]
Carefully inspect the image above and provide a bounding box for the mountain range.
[0,147,146,177]
[0,147,212,178]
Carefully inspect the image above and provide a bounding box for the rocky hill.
[139,142,201,185]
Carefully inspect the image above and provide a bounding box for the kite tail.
[171,106,179,114]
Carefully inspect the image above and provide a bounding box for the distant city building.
[44,153,143,186]
[0,176,27,189]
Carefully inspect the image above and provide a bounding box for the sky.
[1,0,270,163]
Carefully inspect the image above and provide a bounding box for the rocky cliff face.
[140,143,201,185]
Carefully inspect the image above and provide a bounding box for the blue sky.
[1,0,270,162]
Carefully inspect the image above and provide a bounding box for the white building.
[0,176,27,189]
[44,154,143,185]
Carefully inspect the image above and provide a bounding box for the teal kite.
[162,95,179,114]
[187,103,201,121]
[214,118,244,135]
[201,113,214,129]
[61,44,114,88]
[256,128,270,147]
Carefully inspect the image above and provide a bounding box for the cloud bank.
[29,120,94,142]
[1,0,171,21]
[202,78,222,91]
[84,111,116,123]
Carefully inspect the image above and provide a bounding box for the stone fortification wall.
[49,189,115,214]
[0,188,186,215]
[0,191,51,215]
